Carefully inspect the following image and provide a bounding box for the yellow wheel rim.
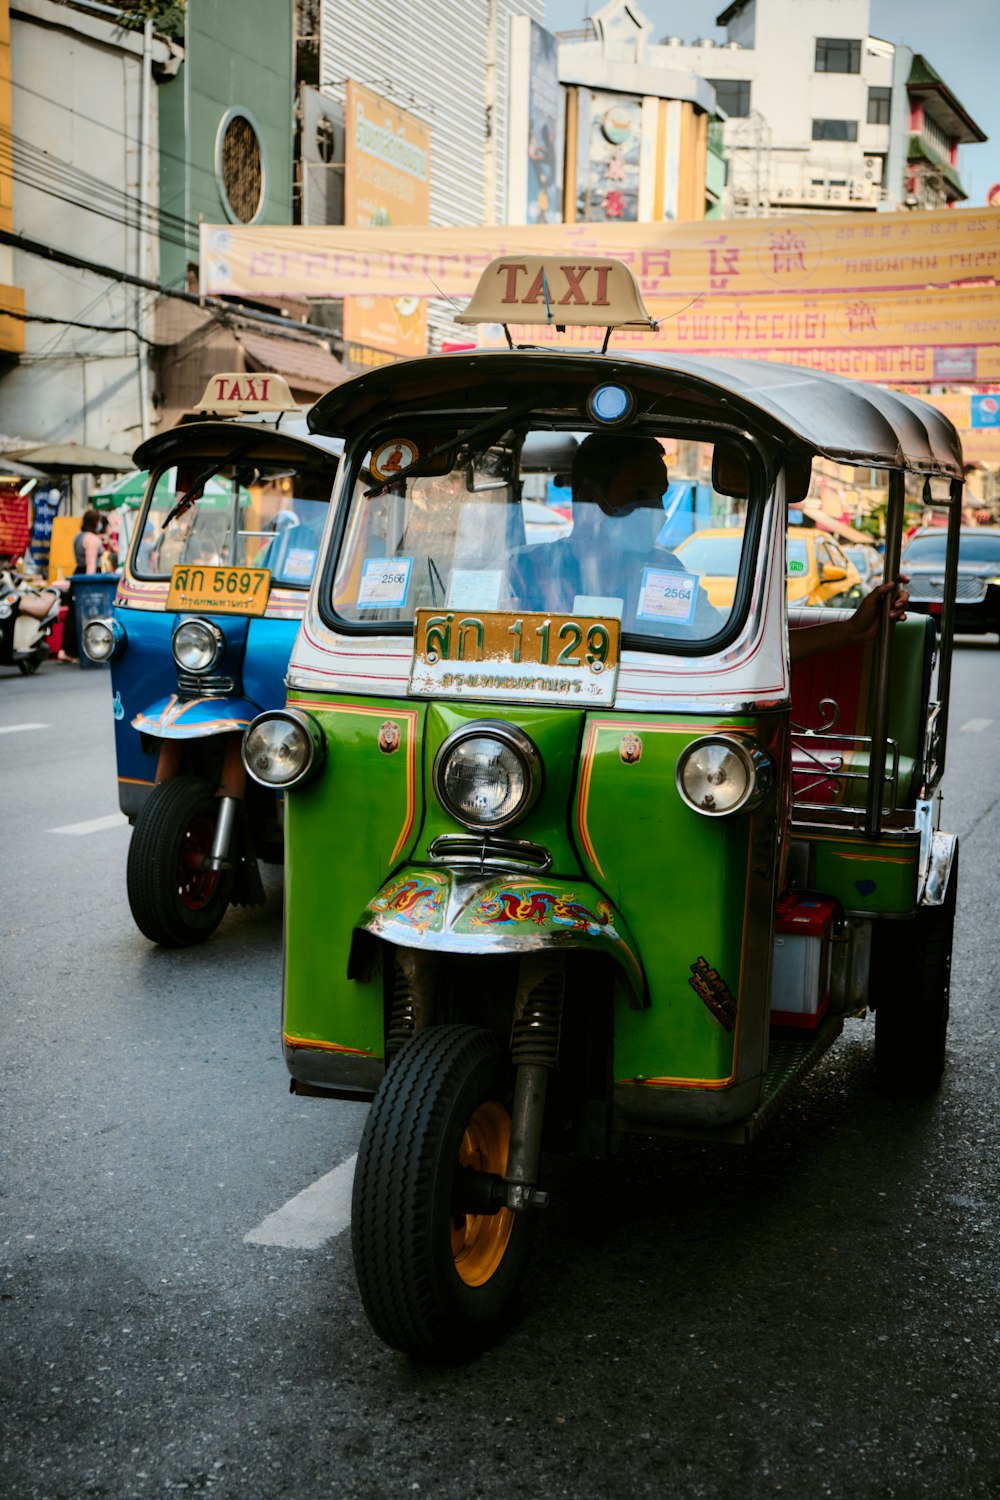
[452,1100,515,1287]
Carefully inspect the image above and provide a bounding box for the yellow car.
[675,525,863,609]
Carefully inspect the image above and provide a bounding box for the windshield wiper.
[159,446,249,530]
[363,400,538,498]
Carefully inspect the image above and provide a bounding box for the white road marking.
[244,1153,357,1250]
[0,722,49,735]
[959,718,993,733]
[49,814,126,835]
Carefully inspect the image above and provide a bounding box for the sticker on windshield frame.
[636,567,698,625]
[357,557,412,610]
[370,439,418,482]
[447,569,503,610]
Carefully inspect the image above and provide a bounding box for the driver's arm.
[789,579,908,662]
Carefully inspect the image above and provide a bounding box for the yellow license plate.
[166,565,271,616]
[410,608,621,706]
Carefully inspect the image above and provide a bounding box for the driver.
[515,432,907,657]
[512,433,721,635]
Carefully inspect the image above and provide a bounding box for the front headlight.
[82,617,125,662]
[243,709,326,789]
[675,736,773,817]
[172,618,223,673]
[434,721,541,830]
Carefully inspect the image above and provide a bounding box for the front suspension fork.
[154,734,246,871]
[504,955,564,1212]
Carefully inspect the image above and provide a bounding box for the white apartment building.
[646,0,985,214]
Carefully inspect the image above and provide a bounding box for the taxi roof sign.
[191,373,300,415]
[455,256,657,332]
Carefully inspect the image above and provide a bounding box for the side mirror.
[822,563,847,583]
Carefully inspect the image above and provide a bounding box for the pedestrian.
[57,508,103,663]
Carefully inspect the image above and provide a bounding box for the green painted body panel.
[281,692,778,1092]
[811,832,919,915]
[282,696,426,1055]
[416,701,585,874]
[575,713,763,1086]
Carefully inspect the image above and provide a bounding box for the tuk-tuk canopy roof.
[307,351,964,481]
[133,414,343,472]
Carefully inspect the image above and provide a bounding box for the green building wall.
[158,0,294,288]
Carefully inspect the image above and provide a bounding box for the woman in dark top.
[58,509,103,663]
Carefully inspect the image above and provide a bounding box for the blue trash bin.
[73,572,120,669]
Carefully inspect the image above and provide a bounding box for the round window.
[216,110,266,224]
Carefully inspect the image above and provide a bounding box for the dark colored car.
[901,526,1000,640]
[844,542,883,592]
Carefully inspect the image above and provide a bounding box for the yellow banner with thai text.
[201,208,1000,303]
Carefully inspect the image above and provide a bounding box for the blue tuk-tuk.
[82,373,342,945]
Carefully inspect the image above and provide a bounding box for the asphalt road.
[2,643,999,1500]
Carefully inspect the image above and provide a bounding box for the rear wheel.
[126,775,235,946]
[352,1024,533,1362]
[872,851,957,1093]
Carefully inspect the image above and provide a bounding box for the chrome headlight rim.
[171,616,225,674]
[433,719,543,832]
[81,617,116,662]
[242,708,326,791]
[675,734,773,818]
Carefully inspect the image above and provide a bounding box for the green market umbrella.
[91,471,249,510]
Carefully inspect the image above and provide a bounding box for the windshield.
[132,459,336,588]
[903,532,1000,565]
[330,427,756,649]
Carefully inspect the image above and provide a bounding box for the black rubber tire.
[352,1024,533,1363]
[873,848,958,1093]
[126,775,236,947]
[17,652,42,676]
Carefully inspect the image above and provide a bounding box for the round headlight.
[434,721,541,830]
[172,618,223,673]
[243,709,326,789]
[82,618,115,662]
[675,736,772,817]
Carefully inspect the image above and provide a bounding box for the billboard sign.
[971,393,1000,428]
[343,80,431,363]
[526,22,563,224]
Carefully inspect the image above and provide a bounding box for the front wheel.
[17,651,43,676]
[352,1024,533,1362]
[872,850,958,1093]
[126,775,236,946]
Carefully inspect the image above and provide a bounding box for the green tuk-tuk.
[242,257,963,1361]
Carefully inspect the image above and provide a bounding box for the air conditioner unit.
[664,35,683,46]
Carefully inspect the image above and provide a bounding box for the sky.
[542,0,1000,206]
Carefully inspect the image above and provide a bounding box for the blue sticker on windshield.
[357,557,412,609]
[636,567,698,624]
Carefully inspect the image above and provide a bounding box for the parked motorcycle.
[0,570,64,674]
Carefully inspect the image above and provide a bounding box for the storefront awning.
[234,329,347,398]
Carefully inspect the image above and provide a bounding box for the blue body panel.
[109,605,300,789]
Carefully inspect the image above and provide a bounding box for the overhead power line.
[1,226,343,346]
[0,125,197,256]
